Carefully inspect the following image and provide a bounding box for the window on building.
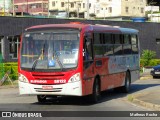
[61,2,65,7]
[8,36,20,59]
[141,8,144,13]
[97,10,100,14]
[125,7,129,13]
[71,2,74,8]
[83,3,85,8]
[52,1,55,7]
[108,7,112,13]
[30,4,37,9]
[37,3,41,8]
[78,3,81,8]
[14,5,18,10]
[43,3,48,9]
[89,3,91,8]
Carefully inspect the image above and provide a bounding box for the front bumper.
[150,70,160,77]
[18,81,82,96]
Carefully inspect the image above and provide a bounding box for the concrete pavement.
[1,74,160,111]
[129,73,160,111]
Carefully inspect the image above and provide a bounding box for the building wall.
[49,0,146,18]
[121,0,146,17]
[0,0,12,16]
[49,0,83,17]
[0,16,160,62]
[14,0,48,16]
[87,0,121,18]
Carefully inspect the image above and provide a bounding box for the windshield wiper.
[32,59,39,71]
[54,51,64,71]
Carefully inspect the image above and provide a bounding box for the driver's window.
[83,35,93,61]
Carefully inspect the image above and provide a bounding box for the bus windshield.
[20,30,80,71]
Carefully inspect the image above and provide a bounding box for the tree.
[141,49,156,66]
[89,13,96,20]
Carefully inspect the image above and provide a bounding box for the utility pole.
[27,0,28,13]
[75,1,81,18]
[42,0,43,16]
[48,0,49,18]
[12,0,15,16]
[86,0,89,19]
[3,0,5,16]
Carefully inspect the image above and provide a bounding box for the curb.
[0,85,18,89]
[140,75,153,80]
[128,94,160,111]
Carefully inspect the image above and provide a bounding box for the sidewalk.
[129,73,160,111]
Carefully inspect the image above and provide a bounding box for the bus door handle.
[95,60,102,67]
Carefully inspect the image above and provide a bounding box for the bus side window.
[83,36,93,61]
[131,34,138,54]
[123,34,132,54]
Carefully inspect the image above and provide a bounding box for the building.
[48,0,147,19]
[146,0,160,22]
[10,0,147,19]
[13,0,49,16]
[49,0,84,18]
[0,0,12,16]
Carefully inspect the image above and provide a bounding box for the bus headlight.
[68,73,81,83]
[18,74,28,83]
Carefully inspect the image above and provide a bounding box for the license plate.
[42,86,53,90]
[155,72,160,74]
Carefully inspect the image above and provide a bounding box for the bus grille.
[32,73,64,80]
[34,88,62,92]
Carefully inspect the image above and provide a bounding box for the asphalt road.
[0,79,160,120]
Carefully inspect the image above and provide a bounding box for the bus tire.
[90,78,101,103]
[37,95,47,103]
[122,71,131,93]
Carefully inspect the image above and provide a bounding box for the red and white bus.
[18,22,140,103]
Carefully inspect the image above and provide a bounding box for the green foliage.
[140,59,160,67]
[3,62,18,81]
[89,13,96,17]
[141,49,156,66]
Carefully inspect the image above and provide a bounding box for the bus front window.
[20,31,80,71]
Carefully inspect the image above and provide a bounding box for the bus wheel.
[122,72,131,93]
[90,78,101,103]
[37,95,47,103]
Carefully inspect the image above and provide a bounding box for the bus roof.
[119,28,138,34]
[25,22,138,34]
